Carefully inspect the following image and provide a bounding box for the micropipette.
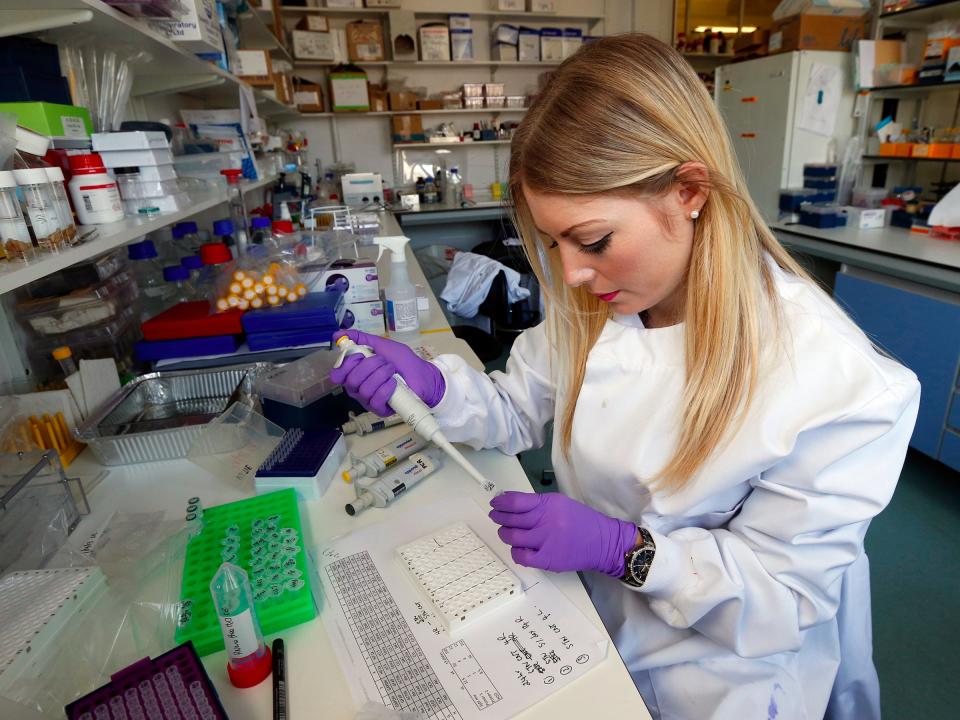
[342,431,428,483]
[335,335,499,494]
[342,410,404,435]
[346,448,443,516]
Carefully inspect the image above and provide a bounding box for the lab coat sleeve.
[428,323,556,455]
[635,375,920,659]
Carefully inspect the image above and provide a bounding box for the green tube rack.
[175,489,318,656]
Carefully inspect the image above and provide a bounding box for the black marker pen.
[272,638,287,720]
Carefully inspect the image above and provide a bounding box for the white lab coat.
[429,263,920,720]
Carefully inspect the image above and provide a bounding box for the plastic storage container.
[43,166,77,246]
[0,170,36,263]
[14,167,66,251]
[778,188,818,212]
[16,269,138,338]
[23,251,125,299]
[173,151,246,183]
[851,186,888,208]
[255,347,361,430]
[27,307,139,380]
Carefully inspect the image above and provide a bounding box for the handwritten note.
[317,498,608,719]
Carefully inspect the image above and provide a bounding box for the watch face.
[629,548,655,586]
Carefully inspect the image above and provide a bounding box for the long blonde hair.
[509,34,810,492]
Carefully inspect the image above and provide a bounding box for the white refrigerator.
[715,50,857,223]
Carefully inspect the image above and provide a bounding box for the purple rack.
[65,641,229,720]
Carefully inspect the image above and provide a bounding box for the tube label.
[219,609,259,659]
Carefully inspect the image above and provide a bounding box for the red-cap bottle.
[68,153,109,175]
[272,220,295,234]
[199,242,233,266]
[220,168,243,185]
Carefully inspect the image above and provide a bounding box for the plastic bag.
[213,258,309,313]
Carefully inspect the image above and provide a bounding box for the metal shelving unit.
[393,140,511,149]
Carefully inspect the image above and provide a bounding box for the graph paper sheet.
[318,497,608,720]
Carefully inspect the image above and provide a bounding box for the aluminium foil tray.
[74,364,268,465]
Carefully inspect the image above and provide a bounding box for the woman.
[330,34,919,720]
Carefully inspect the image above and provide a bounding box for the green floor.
[488,344,958,718]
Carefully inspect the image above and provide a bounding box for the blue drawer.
[948,393,960,431]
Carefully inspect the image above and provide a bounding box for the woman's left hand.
[489,491,638,577]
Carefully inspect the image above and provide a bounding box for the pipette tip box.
[255,427,347,500]
[65,641,228,720]
[141,301,244,341]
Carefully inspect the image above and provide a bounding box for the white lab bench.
[54,211,649,720]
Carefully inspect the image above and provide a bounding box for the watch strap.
[621,527,656,588]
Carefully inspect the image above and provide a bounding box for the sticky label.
[61,116,87,138]
[218,609,259,659]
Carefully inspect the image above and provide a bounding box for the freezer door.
[716,52,796,224]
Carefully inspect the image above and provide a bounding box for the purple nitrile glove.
[329,329,446,417]
[489,492,638,577]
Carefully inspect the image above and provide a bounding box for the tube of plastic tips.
[210,562,272,688]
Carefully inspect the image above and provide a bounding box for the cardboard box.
[147,0,224,55]
[417,98,443,110]
[389,10,418,61]
[341,300,386,334]
[316,261,380,303]
[346,20,386,62]
[420,24,451,61]
[856,39,904,88]
[326,0,362,7]
[234,49,273,86]
[769,12,867,54]
[562,27,582,58]
[294,84,325,112]
[540,28,563,61]
[364,0,401,6]
[528,0,555,10]
[274,74,294,105]
[330,70,370,112]
[519,27,540,61]
[295,15,329,32]
[449,14,471,30]
[493,43,519,61]
[451,29,474,60]
[292,30,335,60]
[392,114,425,143]
[494,0,524,10]
[369,84,389,111]
[389,90,418,111]
[0,101,93,137]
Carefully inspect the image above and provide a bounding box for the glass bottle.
[44,166,78,246]
[163,265,197,304]
[221,169,250,256]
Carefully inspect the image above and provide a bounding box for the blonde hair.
[509,34,811,492]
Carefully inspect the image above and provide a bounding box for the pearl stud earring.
[690,209,700,220]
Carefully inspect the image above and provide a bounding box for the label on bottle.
[78,183,122,215]
[218,609,259,659]
[387,297,418,333]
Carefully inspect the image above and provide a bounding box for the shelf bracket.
[0,9,93,37]
[132,74,226,98]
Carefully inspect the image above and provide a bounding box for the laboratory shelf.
[295,108,527,118]
[868,79,960,94]
[393,140,512,149]
[0,175,277,296]
[279,5,602,23]
[294,60,562,68]
[879,0,960,23]
[863,154,960,163]
[239,7,293,66]
[2,1,298,117]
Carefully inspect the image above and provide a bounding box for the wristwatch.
[621,527,656,588]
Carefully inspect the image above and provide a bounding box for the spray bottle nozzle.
[374,235,412,263]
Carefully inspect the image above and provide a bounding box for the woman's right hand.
[329,329,446,416]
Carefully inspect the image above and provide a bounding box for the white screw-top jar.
[13,167,65,252]
[67,153,123,225]
[0,171,36,263]
[44,166,78,245]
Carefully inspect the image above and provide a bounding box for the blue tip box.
[255,427,347,500]
[241,290,346,334]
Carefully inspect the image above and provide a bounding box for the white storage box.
[844,206,887,229]
[342,299,386,334]
[147,0,224,55]
[293,30,335,60]
[113,164,178,182]
[562,27,583,58]
[449,13,471,30]
[493,0,523,10]
[92,131,170,152]
[541,28,563,61]
[98,148,174,168]
[451,29,474,61]
[492,43,518,61]
[519,27,540,61]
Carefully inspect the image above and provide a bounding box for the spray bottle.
[334,335,499,494]
[374,235,419,338]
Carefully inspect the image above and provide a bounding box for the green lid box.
[0,102,94,138]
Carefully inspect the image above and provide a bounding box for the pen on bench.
[272,638,287,720]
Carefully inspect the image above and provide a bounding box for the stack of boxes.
[92,131,189,216]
